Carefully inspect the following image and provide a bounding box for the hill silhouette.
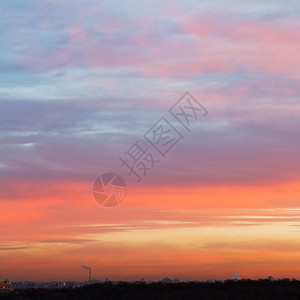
[2,279,300,300]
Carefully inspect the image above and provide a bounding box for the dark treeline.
[1,279,300,300]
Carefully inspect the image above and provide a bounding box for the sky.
[0,0,300,282]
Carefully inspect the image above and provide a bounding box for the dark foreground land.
[1,280,300,300]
